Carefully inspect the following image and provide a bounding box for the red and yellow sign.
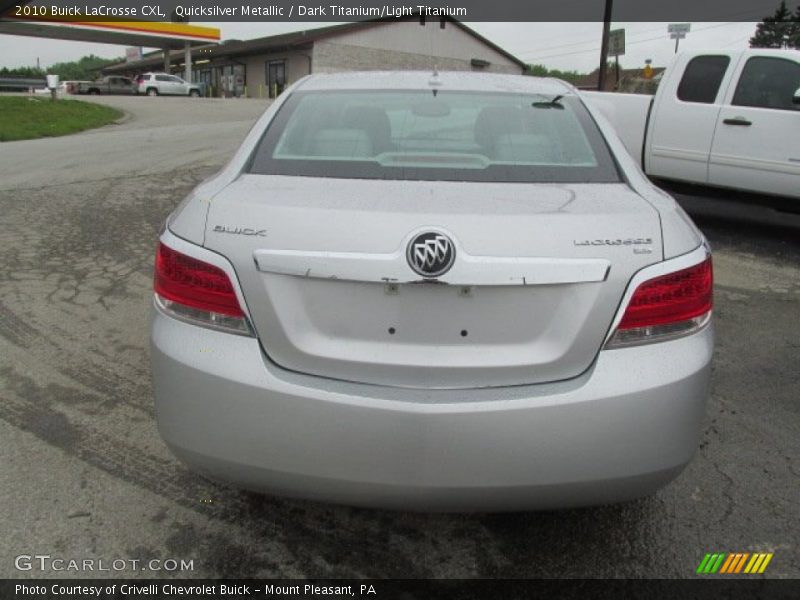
[4,8,220,43]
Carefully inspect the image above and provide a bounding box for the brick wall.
[312,41,521,75]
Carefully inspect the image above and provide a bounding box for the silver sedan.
[151,71,713,511]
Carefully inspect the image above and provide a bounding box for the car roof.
[296,71,575,95]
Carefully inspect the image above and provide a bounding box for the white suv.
[135,73,201,97]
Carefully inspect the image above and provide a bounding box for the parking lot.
[0,95,798,579]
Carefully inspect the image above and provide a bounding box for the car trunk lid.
[203,175,662,388]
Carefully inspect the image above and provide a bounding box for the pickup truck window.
[732,57,800,112]
[677,56,730,104]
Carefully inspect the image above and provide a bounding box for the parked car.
[75,76,135,95]
[30,80,85,95]
[63,80,90,95]
[151,71,713,511]
[135,72,201,97]
[584,49,800,201]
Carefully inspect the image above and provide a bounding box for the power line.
[516,7,769,59]
[516,24,668,57]
[524,22,747,62]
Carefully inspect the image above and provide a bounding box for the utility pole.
[598,0,613,91]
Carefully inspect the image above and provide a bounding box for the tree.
[0,55,122,80]
[0,66,45,77]
[46,54,122,80]
[750,0,800,49]
[525,64,586,85]
[793,4,800,48]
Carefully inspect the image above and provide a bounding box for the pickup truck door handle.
[723,117,752,126]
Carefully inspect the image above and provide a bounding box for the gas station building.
[101,17,526,99]
[0,6,525,100]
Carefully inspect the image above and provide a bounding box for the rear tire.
[146,88,158,97]
[189,89,200,98]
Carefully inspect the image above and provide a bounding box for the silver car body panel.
[154,71,713,509]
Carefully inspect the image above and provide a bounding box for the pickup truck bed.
[77,77,135,95]
[581,91,652,163]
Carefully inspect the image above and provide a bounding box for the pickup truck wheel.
[189,89,200,98]
[146,88,158,97]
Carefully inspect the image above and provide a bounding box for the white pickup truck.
[584,49,800,200]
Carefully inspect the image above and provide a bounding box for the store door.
[267,60,286,98]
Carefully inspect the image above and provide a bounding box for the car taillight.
[153,242,252,335]
[605,256,712,348]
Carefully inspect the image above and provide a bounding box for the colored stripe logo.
[696,552,774,574]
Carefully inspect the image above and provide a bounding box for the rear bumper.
[151,308,713,511]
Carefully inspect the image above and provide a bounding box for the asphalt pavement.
[0,95,797,579]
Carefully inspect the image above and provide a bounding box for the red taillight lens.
[618,257,713,330]
[154,243,244,317]
[606,256,713,349]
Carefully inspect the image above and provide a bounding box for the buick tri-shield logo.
[407,232,455,278]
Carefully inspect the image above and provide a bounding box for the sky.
[0,21,759,73]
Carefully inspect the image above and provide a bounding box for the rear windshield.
[247,90,621,183]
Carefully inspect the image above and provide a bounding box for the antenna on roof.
[429,65,443,89]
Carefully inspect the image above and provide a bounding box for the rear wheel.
[189,89,200,98]
[146,87,158,97]
[89,89,99,95]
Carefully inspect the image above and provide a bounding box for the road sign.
[609,28,625,56]
[668,23,691,52]
[125,46,142,62]
[668,23,691,35]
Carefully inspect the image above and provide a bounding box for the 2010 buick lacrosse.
[151,71,713,511]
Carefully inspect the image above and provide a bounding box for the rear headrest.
[474,106,523,150]
[494,134,557,163]
[342,106,392,153]
[309,128,373,158]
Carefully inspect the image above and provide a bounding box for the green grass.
[0,96,123,142]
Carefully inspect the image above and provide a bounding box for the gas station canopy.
[0,3,219,49]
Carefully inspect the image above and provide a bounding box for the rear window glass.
[247,90,621,183]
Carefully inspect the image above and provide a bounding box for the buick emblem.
[406,232,455,278]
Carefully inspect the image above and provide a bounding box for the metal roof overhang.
[104,41,316,74]
[0,16,219,48]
